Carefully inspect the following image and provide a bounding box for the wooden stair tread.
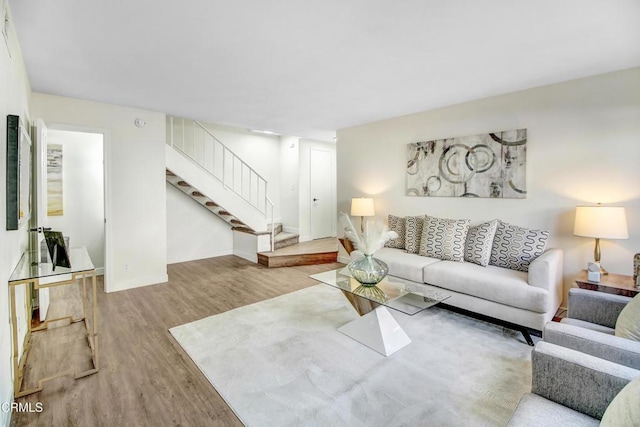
[257,237,339,267]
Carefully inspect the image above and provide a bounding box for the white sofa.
[351,246,563,343]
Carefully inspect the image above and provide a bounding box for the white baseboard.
[299,235,313,243]
[96,267,105,276]
[105,273,169,293]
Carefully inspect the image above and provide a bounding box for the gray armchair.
[542,288,640,369]
[507,341,640,426]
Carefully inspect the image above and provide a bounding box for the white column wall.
[31,93,168,293]
[337,67,640,305]
[279,135,300,233]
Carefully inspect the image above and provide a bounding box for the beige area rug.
[170,284,532,426]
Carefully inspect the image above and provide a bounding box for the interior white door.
[310,148,334,239]
[34,119,50,322]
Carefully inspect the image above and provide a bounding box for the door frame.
[40,121,112,290]
[309,147,336,240]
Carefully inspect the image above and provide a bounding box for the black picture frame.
[6,114,19,229]
[6,114,31,230]
[43,230,71,269]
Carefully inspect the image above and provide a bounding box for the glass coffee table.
[310,268,451,356]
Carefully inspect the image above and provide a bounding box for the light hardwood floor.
[10,255,344,426]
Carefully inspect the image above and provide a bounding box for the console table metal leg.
[9,285,20,398]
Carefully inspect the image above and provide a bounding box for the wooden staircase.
[257,237,338,268]
[167,168,302,255]
[166,169,251,229]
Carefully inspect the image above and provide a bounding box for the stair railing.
[167,116,275,244]
[266,196,275,252]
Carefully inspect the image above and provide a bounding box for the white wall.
[31,93,168,293]
[0,1,31,421]
[166,183,233,263]
[337,67,640,304]
[46,129,104,272]
[279,135,299,232]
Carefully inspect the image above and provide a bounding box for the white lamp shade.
[574,206,629,239]
[351,198,375,217]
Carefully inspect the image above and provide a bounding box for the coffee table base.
[338,306,411,357]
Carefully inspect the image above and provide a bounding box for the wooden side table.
[338,238,356,255]
[574,270,638,297]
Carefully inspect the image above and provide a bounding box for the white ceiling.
[9,0,640,141]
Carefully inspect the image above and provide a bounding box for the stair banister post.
[169,116,173,147]
[266,196,275,252]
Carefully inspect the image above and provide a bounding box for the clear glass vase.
[348,254,389,287]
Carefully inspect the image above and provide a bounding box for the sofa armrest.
[544,321,640,370]
[567,288,632,328]
[528,248,563,311]
[532,341,640,420]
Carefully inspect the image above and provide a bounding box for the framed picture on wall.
[6,114,32,230]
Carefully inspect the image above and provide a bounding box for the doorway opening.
[31,125,106,323]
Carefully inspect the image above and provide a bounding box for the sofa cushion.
[560,318,616,335]
[373,247,440,283]
[423,261,552,313]
[507,393,599,427]
[615,294,640,341]
[419,216,470,262]
[490,221,549,272]
[404,216,424,254]
[464,220,498,267]
[384,215,406,249]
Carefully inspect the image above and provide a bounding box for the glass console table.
[311,268,451,356]
[8,246,98,397]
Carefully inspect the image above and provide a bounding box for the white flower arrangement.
[340,212,398,256]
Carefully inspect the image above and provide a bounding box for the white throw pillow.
[419,216,470,262]
[464,220,498,267]
[600,376,640,427]
[615,294,640,341]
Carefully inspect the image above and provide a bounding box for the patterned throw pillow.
[384,215,406,249]
[464,220,499,267]
[419,216,470,262]
[489,221,549,272]
[404,216,425,254]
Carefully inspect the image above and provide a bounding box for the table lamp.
[351,197,375,232]
[573,204,628,274]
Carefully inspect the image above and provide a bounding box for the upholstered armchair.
[542,288,640,369]
[507,341,640,426]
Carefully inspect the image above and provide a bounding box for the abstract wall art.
[406,129,527,199]
[47,144,63,216]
